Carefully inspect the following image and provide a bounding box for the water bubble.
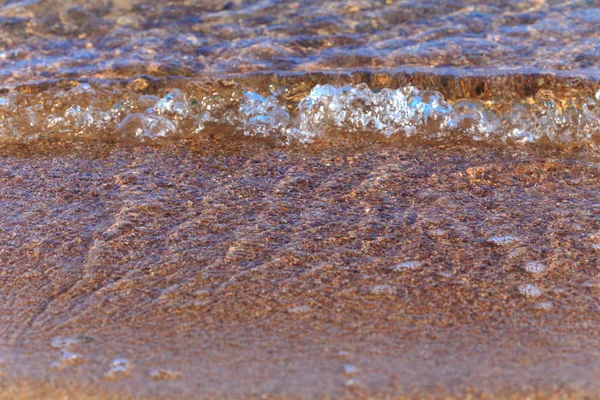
[51,352,85,370]
[0,82,598,145]
[115,113,145,138]
[70,83,95,95]
[391,260,423,271]
[448,100,493,140]
[488,235,519,246]
[151,90,191,118]
[104,358,132,380]
[428,228,447,237]
[294,84,453,139]
[519,284,542,298]
[524,261,546,274]
[238,91,291,139]
[49,335,92,369]
[342,364,358,376]
[142,115,177,138]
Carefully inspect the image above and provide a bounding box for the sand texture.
[0,139,598,399]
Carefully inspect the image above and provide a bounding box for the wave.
[1,72,600,146]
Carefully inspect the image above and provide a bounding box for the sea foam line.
[1,82,600,145]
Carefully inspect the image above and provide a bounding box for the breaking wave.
[1,76,600,146]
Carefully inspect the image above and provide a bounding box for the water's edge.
[1,70,600,147]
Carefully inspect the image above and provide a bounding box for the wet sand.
[0,138,598,399]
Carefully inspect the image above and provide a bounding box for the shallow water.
[1,0,600,146]
[0,140,598,398]
[1,2,600,399]
[3,0,600,80]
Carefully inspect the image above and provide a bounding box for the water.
[1,80,600,145]
[488,235,521,246]
[519,283,543,298]
[342,364,358,376]
[524,261,546,274]
[2,0,600,80]
[1,0,600,146]
[104,358,132,380]
[49,336,91,370]
[148,368,182,380]
[391,260,423,271]
[2,2,600,397]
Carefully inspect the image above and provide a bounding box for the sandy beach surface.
[0,138,597,399]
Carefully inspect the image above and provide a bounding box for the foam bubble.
[104,358,132,380]
[524,261,546,274]
[2,82,600,146]
[519,284,543,298]
[342,364,358,376]
[391,260,423,271]
[488,235,520,246]
[292,83,452,139]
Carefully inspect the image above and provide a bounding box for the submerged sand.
[0,138,598,399]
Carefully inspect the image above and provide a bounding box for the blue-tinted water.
[1,0,600,145]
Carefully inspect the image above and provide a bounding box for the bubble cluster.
[1,82,600,146]
[291,83,452,139]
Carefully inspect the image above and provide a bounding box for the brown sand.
[0,138,598,399]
